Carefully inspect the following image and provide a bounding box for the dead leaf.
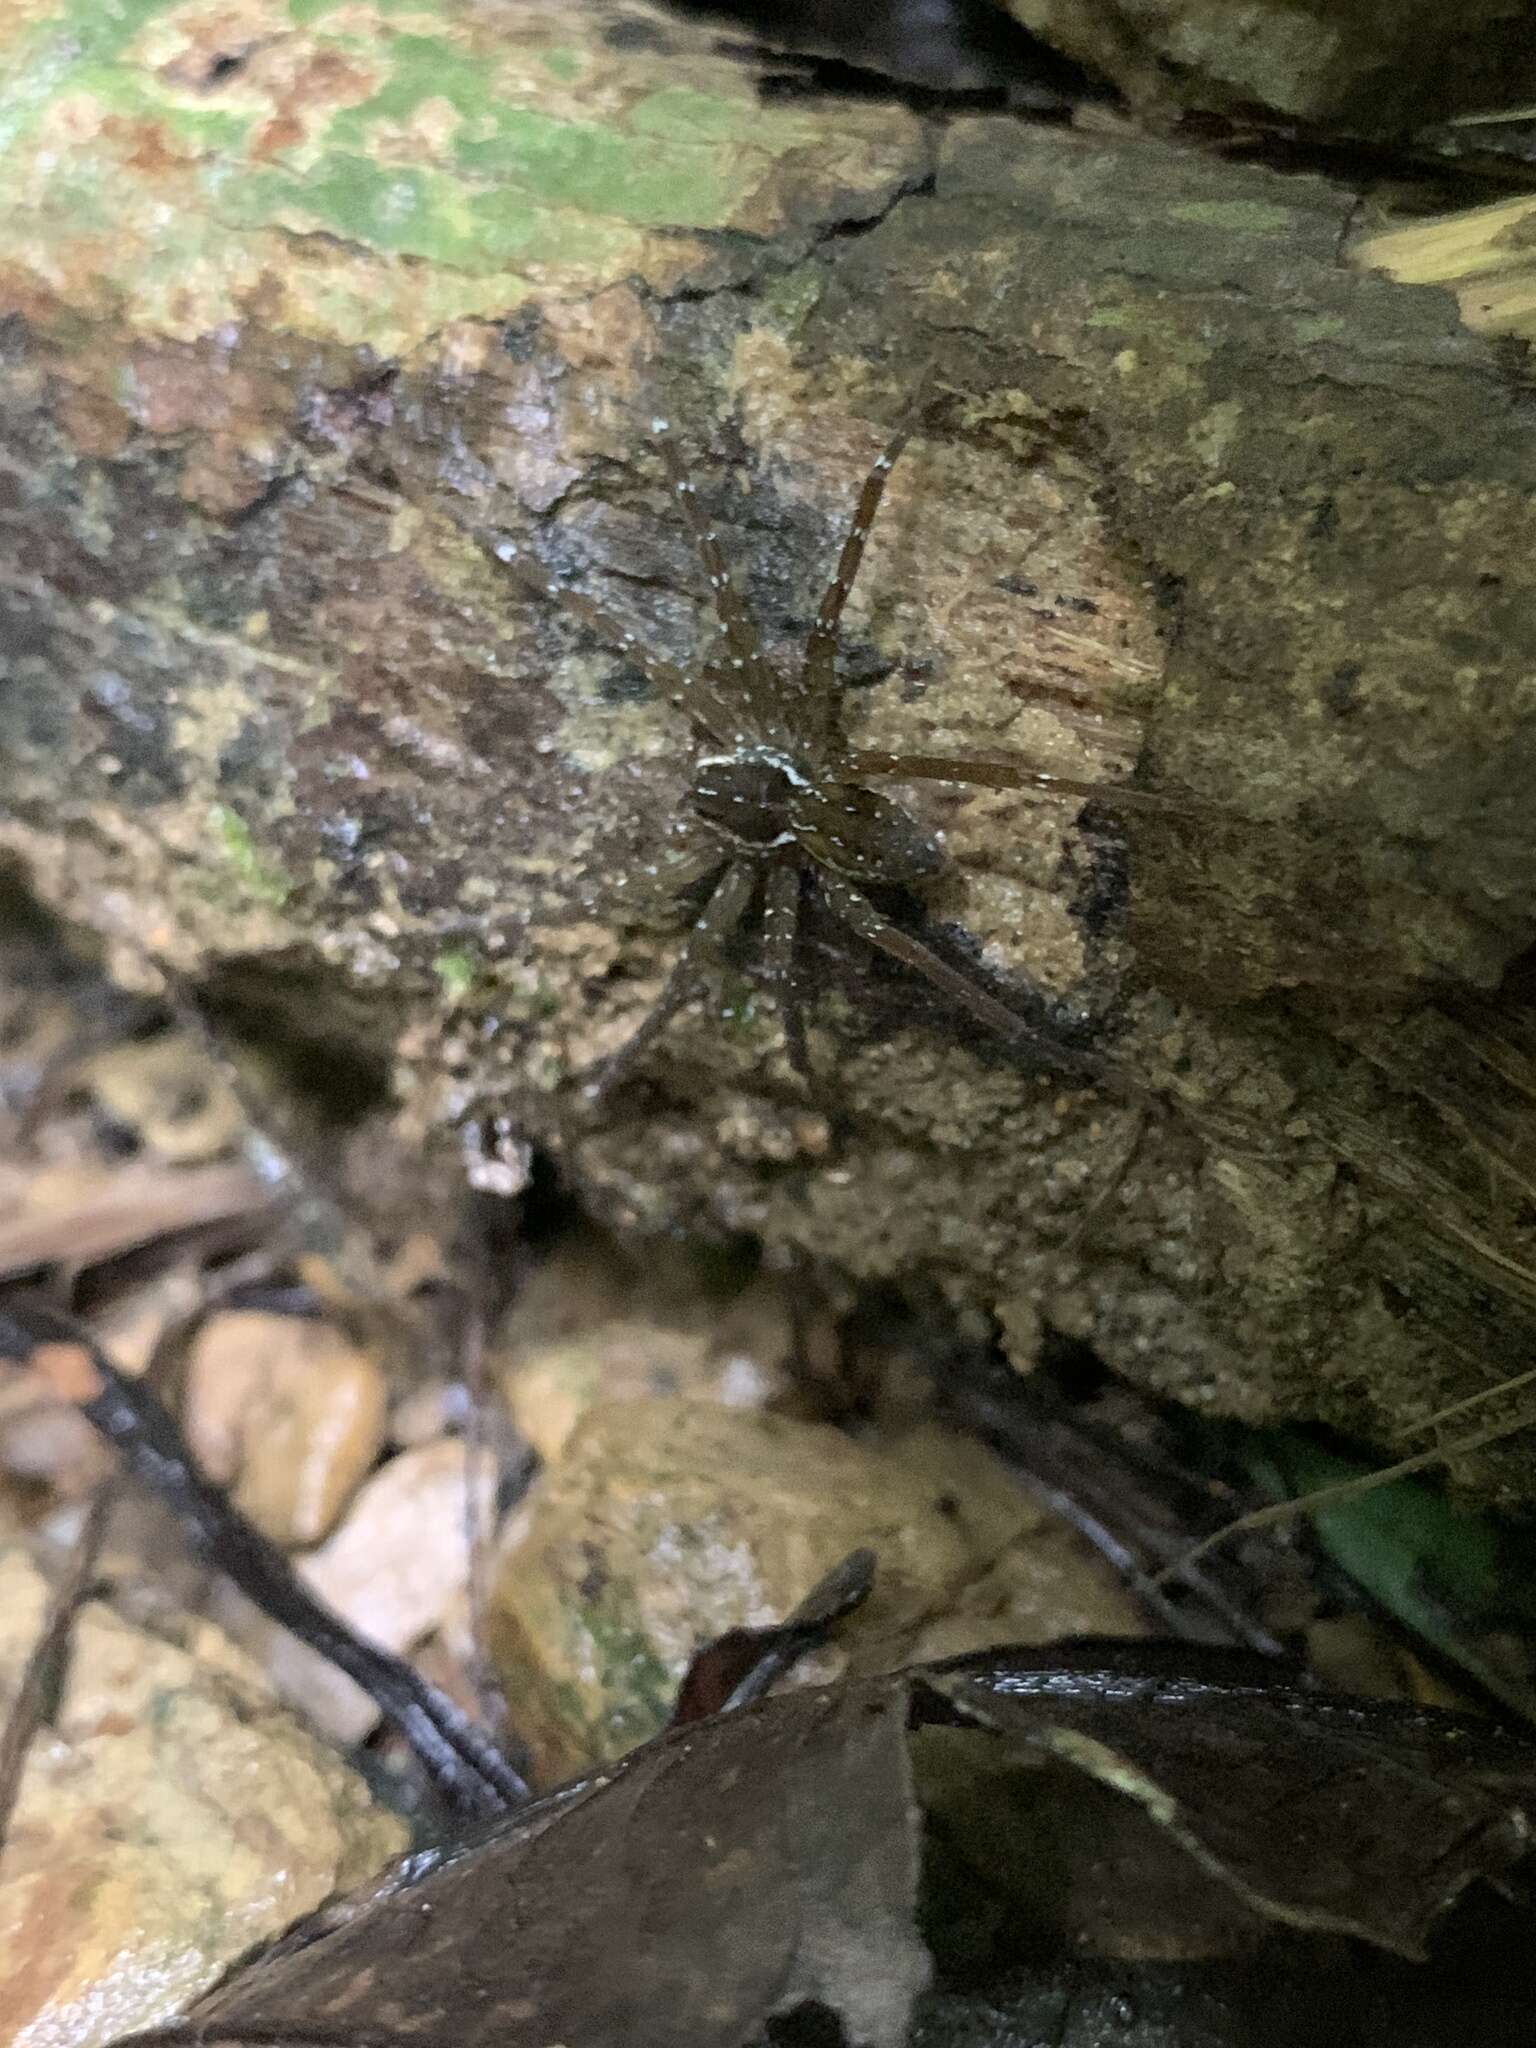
[112,1644,1536,2048]
[131,1675,928,2048]
[921,1642,1536,1958]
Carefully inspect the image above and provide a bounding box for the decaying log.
[2,2,1536,1491]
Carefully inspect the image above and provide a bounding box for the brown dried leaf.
[115,1645,1536,2048]
[922,1643,1536,1958]
[140,1676,928,2048]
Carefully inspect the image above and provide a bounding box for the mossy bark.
[3,2,1535,1491]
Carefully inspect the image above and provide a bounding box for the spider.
[498,404,1182,1100]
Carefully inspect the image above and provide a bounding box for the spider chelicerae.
[500,404,1178,1100]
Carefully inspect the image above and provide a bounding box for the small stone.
[496,1231,805,1465]
[183,1311,388,1546]
[488,1401,1146,1783]
[0,1550,404,2048]
[78,1032,245,1163]
[0,1394,112,1498]
[92,1266,207,1376]
[389,1375,462,1446]
[256,1438,497,1746]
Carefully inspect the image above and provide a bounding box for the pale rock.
[489,1400,1146,1783]
[183,1311,388,1546]
[78,1033,244,1163]
[0,1550,404,2048]
[256,1437,496,1745]
[496,1232,805,1464]
[91,1267,206,1376]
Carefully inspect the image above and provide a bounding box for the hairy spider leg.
[815,871,1038,1046]
[763,862,810,1079]
[798,416,915,753]
[651,421,790,749]
[606,820,735,910]
[496,538,741,745]
[844,749,1224,817]
[583,859,757,1102]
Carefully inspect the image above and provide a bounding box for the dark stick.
[946,1375,1288,1658]
[0,1301,530,1816]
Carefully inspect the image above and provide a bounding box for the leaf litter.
[114,1641,1536,2048]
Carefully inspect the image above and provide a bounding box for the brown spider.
[498,406,1181,1100]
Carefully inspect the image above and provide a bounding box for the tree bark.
[3,2,1535,1490]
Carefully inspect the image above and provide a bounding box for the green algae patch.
[208,803,291,909]
[538,45,584,85]
[431,946,477,1001]
[0,0,925,351]
[1170,198,1295,235]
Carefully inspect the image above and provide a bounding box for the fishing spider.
[500,405,1170,1099]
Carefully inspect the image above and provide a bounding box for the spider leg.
[815,872,1033,1046]
[845,750,1231,820]
[607,822,731,915]
[1058,1105,1150,1258]
[763,862,811,1080]
[651,422,788,747]
[495,539,738,746]
[582,859,757,1102]
[799,418,914,724]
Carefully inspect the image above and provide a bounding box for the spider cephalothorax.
[500,405,1160,1098]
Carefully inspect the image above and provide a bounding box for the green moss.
[286,0,436,19]
[630,84,805,145]
[432,946,477,1000]
[66,59,251,150]
[321,38,754,228]
[0,0,169,151]
[208,803,291,907]
[758,262,825,332]
[539,46,584,83]
[455,109,734,228]
[0,0,914,349]
[1170,199,1294,234]
[582,1600,676,1752]
[220,151,631,270]
[326,30,496,137]
[1294,314,1349,344]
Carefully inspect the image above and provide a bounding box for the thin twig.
[457,1293,514,1739]
[0,1301,530,1816]
[1155,1360,1536,1587]
[0,1480,118,1853]
[948,1378,1287,1657]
